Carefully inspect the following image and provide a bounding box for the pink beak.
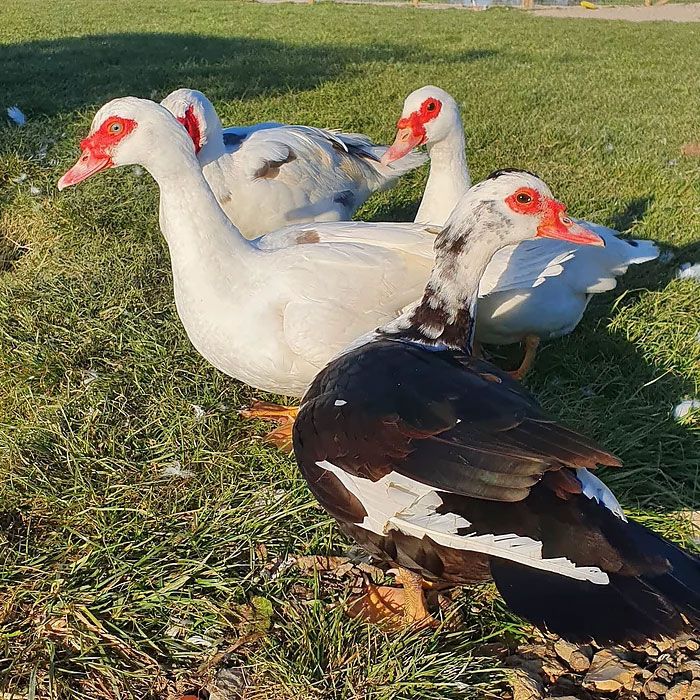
[58,149,113,191]
[536,203,605,247]
[380,126,425,166]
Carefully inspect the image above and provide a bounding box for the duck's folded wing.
[233,132,299,180]
[326,128,429,180]
[479,224,658,298]
[296,341,620,498]
[256,221,437,257]
[478,240,576,297]
[277,242,434,367]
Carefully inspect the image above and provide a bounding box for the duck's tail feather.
[490,519,700,643]
[365,147,429,189]
[582,222,660,270]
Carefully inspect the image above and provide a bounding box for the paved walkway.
[257,0,700,21]
[531,3,700,22]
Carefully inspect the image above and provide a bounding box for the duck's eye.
[426,101,437,112]
[516,192,533,204]
[561,216,572,225]
[108,121,123,135]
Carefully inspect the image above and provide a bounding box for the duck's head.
[381,86,461,165]
[160,88,223,156]
[58,97,194,190]
[442,169,605,250]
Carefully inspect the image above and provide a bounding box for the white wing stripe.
[316,461,609,584]
[576,468,627,521]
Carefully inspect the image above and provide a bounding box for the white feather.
[673,399,700,421]
[575,468,626,521]
[6,106,26,126]
[676,263,700,282]
[316,460,609,584]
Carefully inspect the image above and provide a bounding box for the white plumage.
[385,86,660,346]
[59,98,657,401]
[316,460,610,584]
[161,89,427,238]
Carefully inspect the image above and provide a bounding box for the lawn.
[0,1,699,698]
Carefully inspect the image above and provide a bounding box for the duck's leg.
[347,568,438,630]
[508,335,540,381]
[239,401,299,452]
[394,568,438,627]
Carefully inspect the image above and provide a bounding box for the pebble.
[554,639,591,672]
[667,680,692,700]
[511,667,542,700]
[645,679,669,696]
[584,649,637,693]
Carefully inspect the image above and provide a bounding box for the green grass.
[0,0,699,698]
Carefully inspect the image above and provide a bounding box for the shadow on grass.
[608,195,654,233]
[0,32,497,116]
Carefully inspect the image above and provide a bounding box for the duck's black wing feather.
[295,338,620,502]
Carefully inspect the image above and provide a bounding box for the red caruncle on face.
[396,97,443,141]
[176,105,202,153]
[504,187,545,216]
[80,116,137,160]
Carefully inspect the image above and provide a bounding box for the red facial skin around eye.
[396,98,443,140]
[176,105,202,153]
[80,116,137,161]
[505,187,544,216]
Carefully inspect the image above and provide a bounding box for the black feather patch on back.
[295,339,619,494]
[486,167,541,182]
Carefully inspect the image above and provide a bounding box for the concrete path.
[257,0,700,21]
[531,3,700,22]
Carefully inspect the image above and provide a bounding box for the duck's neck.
[382,203,504,354]
[198,125,227,169]
[146,142,254,274]
[415,128,471,227]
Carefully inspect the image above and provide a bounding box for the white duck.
[160,89,427,238]
[57,97,439,444]
[382,86,659,377]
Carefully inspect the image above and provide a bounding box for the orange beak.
[380,126,425,166]
[536,202,605,247]
[58,148,112,190]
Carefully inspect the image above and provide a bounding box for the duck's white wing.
[233,132,299,181]
[572,222,659,290]
[256,220,437,257]
[478,241,577,297]
[479,223,658,298]
[325,128,429,184]
[232,125,426,193]
[265,224,435,368]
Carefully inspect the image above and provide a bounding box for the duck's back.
[210,125,426,238]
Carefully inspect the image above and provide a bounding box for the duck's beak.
[380,126,425,166]
[536,202,605,247]
[58,148,112,190]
